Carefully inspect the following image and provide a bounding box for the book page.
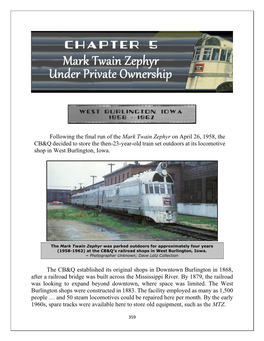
[7,7,259,339]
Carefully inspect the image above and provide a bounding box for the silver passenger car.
[72,162,177,224]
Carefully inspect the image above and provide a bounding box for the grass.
[48,206,217,230]
[178,214,217,230]
[47,206,173,238]
[47,206,217,240]
[48,206,137,229]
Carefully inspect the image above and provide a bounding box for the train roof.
[123,168,173,184]
[123,169,154,183]
[195,35,233,49]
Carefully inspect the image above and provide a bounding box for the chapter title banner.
[31,31,233,92]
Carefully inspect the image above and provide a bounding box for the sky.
[47,161,149,190]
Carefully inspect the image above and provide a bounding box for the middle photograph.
[47,160,218,242]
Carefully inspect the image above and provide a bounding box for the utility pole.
[108,163,115,173]
[90,175,97,188]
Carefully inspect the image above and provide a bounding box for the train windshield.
[220,49,227,61]
[153,173,173,183]
[202,48,211,60]
[226,51,231,62]
[193,47,232,63]
[194,48,201,61]
[145,183,174,195]
[211,49,220,60]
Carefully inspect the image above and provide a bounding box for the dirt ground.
[48,219,118,241]
[47,218,174,241]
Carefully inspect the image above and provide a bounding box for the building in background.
[48,161,217,218]
[47,189,71,204]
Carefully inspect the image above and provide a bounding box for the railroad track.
[156,223,218,241]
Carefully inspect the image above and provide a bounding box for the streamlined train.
[186,34,233,91]
[71,162,178,224]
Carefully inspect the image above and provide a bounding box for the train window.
[160,184,165,194]
[153,173,164,182]
[226,50,231,62]
[205,37,220,46]
[194,48,201,61]
[145,184,149,194]
[167,184,175,194]
[166,175,173,183]
[203,48,211,60]
[149,185,154,194]
[220,49,227,61]
[119,186,139,196]
[211,48,220,60]
[154,184,159,194]
[195,38,203,47]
